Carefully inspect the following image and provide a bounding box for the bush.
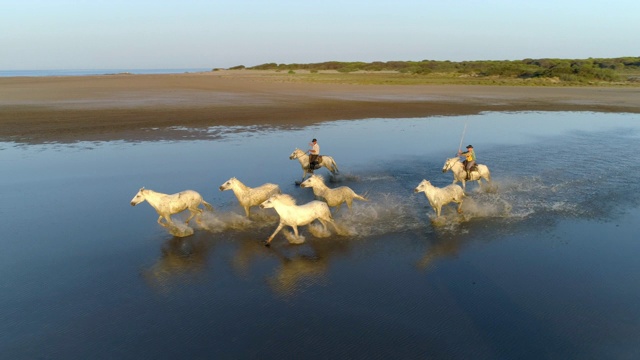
[240,57,640,84]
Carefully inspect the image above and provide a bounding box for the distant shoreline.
[0,68,211,77]
[1,70,639,144]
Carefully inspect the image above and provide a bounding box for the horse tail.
[483,166,492,182]
[202,200,214,212]
[327,158,339,173]
[355,193,368,202]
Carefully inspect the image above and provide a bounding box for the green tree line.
[230,57,640,83]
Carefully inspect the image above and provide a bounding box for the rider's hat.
[312,138,317,142]
[466,145,473,148]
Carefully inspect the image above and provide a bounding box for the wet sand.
[1,70,639,143]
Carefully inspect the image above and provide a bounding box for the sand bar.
[1,70,639,143]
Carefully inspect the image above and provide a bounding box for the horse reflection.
[230,236,351,296]
[416,221,498,270]
[143,235,214,288]
[266,241,351,295]
[416,236,466,270]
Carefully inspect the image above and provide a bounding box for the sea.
[0,68,212,77]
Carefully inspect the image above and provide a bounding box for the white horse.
[299,174,367,211]
[289,148,339,182]
[130,187,213,226]
[219,177,281,217]
[442,157,491,191]
[414,179,464,217]
[259,193,336,246]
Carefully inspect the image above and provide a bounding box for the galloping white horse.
[259,193,336,246]
[219,177,281,217]
[442,157,491,191]
[414,179,465,217]
[300,174,367,211]
[289,148,339,182]
[130,187,213,226]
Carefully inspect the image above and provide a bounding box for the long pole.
[458,122,468,153]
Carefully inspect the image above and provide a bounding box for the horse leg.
[243,206,251,217]
[266,223,285,246]
[185,206,203,224]
[327,219,339,233]
[318,216,339,234]
[185,211,195,224]
[159,214,173,228]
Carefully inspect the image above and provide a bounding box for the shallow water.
[1,111,640,359]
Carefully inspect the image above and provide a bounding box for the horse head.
[414,179,431,193]
[130,187,146,206]
[259,194,278,209]
[442,157,460,173]
[299,174,323,188]
[289,148,304,160]
[219,177,237,191]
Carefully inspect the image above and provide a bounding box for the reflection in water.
[143,235,214,289]
[265,241,351,296]
[145,230,353,297]
[417,234,467,270]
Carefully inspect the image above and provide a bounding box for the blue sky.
[1,0,638,70]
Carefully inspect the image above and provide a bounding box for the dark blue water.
[1,112,639,359]
[0,68,211,77]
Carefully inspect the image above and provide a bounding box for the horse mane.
[449,157,461,163]
[311,174,325,183]
[274,193,297,205]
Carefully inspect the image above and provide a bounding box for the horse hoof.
[263,241,271,247]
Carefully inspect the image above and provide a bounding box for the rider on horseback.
[457,145,476,180]
[308,138,320,172]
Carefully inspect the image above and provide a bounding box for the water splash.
[332,193,423,237]
[195,211,275,233]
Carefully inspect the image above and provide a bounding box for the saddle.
[308,155,323,170]
[465,165,480,180]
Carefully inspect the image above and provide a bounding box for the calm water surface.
[1,112,639,359]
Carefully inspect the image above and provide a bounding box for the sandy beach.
[1,70,639,143]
